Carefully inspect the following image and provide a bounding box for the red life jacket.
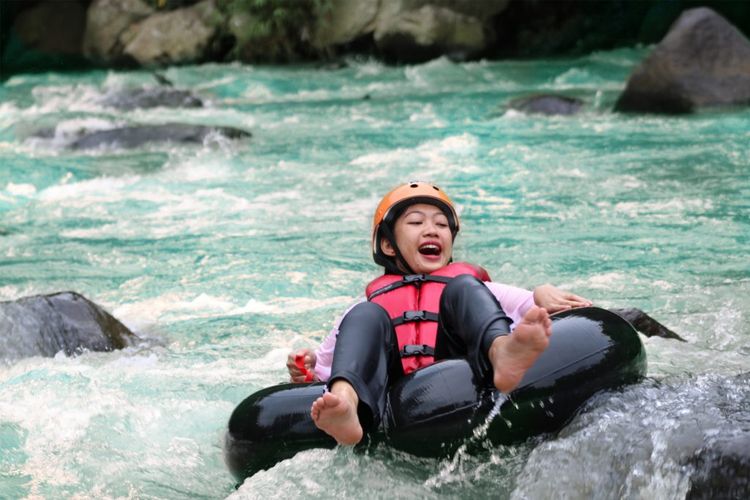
[365,262,491,373]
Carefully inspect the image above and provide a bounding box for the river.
[1,49,749,499]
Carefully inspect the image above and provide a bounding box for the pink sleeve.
[313,299,363,382]
[484,282,534,329]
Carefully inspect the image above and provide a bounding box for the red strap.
[295,354,313,382]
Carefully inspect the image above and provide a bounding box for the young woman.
[287,182,591,445]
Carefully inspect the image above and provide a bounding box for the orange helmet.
[372,181,459,272]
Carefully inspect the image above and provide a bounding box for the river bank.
[3,0,750,78]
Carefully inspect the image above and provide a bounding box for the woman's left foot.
[311,382,363,445]
[489,306,552,393]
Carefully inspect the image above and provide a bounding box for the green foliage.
[217,0,332,62]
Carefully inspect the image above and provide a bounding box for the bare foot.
[489,306,552,393]
[311,380,363,445]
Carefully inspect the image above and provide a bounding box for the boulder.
[374,4,487,62]
[615,7,750,114]
[98,86,204,110]
[11,0,87,57]
[121,0,224,67]
[83,0,155,64]
[687,434,750,499]
[374,0,511,62]
[311,0,380,50]
[0,291,138,363]
[29,122,250,150]
[66,123,251,150]
[310,0,510,62]
[507,94,584,116]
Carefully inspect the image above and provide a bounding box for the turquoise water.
[1,49,749,498]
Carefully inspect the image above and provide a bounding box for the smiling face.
[380,203,454,274]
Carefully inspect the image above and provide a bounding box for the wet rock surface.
[615,7,750,114]
[29,123,250,150]
[0,291,139,363]
[507,94,584,116]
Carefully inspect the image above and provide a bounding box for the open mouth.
[418,243,441,256]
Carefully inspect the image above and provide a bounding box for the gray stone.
[98,86,204,110]
[311,0,380,49]
[615,7,750,114]
[508,94,584,116]
[609,308,685,341]
[83,0,154,64]
[374,4,487,61]
[12,0,87,57]
[310,1,510,61]
[0,292,138,363]
[67,123,251,150]
[684,372,750,499]
[121,0,223,67]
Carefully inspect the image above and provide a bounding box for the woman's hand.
[286,348,318,383]
[533,284,592,314]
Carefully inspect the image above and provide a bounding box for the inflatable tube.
[224,307,646,480]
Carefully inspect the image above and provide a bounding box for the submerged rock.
[30,123,251,150]
[98,85,204,110]
[70,124,250,149]
[508,94,584,116]
[687,433,750,499]
[0,291,138,363]
[615,7,750,114]
[514,373,750,498]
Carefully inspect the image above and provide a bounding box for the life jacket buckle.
[403,310,427,321]
[400,344,435,357]
[403,274,426,284]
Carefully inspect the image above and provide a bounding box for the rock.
[11,0,87,57]
[96,72,204,109]
[311,0,379,50]
[609,308,685,341]
[374,4,487,62]
[29,122,251,150]
[67,123,251,150]
[121,0,223,67]
[98,86,204,110]
[83,0,154,64]
[0,291,138,363]
[310,0,510,62]
[687,434,750,499]
[508,94,584,116]
[615,7,750,114]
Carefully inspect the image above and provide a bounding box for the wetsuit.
[316,270,534,432]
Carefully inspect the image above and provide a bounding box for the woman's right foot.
[489,306,552,394]
[311,382,363,445]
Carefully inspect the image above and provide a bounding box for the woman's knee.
[342,301,392,329]
[440,274,485,309]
